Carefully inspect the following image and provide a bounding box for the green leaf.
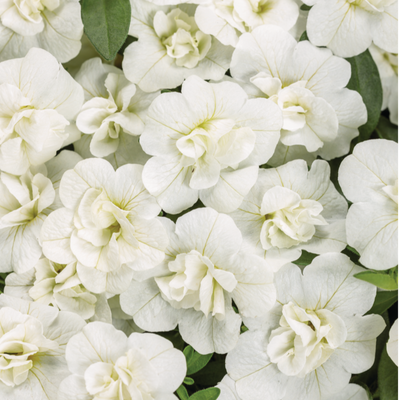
[346,50,383,141]
[299,31,309,42]
[190,360,226,387]
[81,0,131,61]
[184,346,213,376]
[300,4,312,10]
[189,388,221,400]
[378,347,398,400]
[293,250,317,266]
[184,377,195,385]
[376,115,398,142]
[177,385,190,400]
[354,268,398,291]
[367,291,398,315]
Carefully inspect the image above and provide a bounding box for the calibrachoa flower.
[195,0,299,47]
[0,294,86,400]
[229,159,348,271]
[326,384,370,400]
[141,75,282,214]
[120,208,276,354]
[304,0,398,58]
[0,0,83,62]
[58,322,186,400]
[40,158,169,294]
[230,25,368,162]
[387,319,398,366]
[339,139,398,270]
[216,375,241,400]
[123,0,233,92]
[0,150,81,274]
[0,48,84,175]
[370,44,398,125]
[4,257,112,321]
[75,58,159,158]
[226,253,385,400]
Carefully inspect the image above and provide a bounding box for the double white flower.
[0,0,83,62]
[123,0,233,91]
[230,25,368,163]
[229,159,348,270]
[141,75,282,214]
[339,139,398,270]
[226,253,385,400]
[40,158,169,294]
[121,207,276,354]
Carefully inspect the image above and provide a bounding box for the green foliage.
[190,359,226,387]
[293,250,317,266]
[354,267,398,291]
[300,4,312,11]
[378,347,398,400]
[367,291,398,315]
[184,377,195,385]
[81,0,131,61]
[299,31,309,42]
[189,388,221,400]
[184,346,213,375]
[177,385,190,400]
[375,116,398,142]
[346,50,383,141]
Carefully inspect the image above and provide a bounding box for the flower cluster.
[0,0,397,399]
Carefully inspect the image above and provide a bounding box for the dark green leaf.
[346,50,383,141]
[378,347,398,399]
[299,31,309,42]
[300,4,312,10]
[184,377,195,385]
[189,388,221,400]
[81,0,131,61]
[184,346,213,375]
[293,250,317,266]
[368,291,398,315]
[177,385,190,400]
[376,115,398,142]
[355,270,398,291]
[190,360,226,386]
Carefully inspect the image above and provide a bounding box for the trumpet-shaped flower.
[141,75,282,214]
[123,0,233,92]
[0,48,84,175]
[40,158,169,294]
[195,0,299,47]
[0,0,83,62]
[0,150,81,274]
[387,319,398,366]
[4,257,112,321]
[58,322,186,400]
[370,44,398,125]
[120,208,276,354]
[226,253,385,400]
[75,58,159,158]
[339,139,398,270]
[231,25,367,162]
[0,294,85,400]
[229,159,347,270]
[304,0,398,58]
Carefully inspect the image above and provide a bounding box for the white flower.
[0,150,81,274]
[75,58,159,158]
[226,253,386,400]
[0,0,83,62]
[141,75,282,214]
[40,158,169,294]
[305,0,398,58]
[4,257,112,321]
[229,159,347,271]
[58,321,186,400]
[387,319,398,366]
[123,0,233,92]
[0,294,85,400]
[339,139,398,270]
[370,44,398,125]
[0,48,84,175]
[230,25,368,162]
[195,0,299,47]
[327,384,371,400]
[216,375,241,400]
[121,208,276,354]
